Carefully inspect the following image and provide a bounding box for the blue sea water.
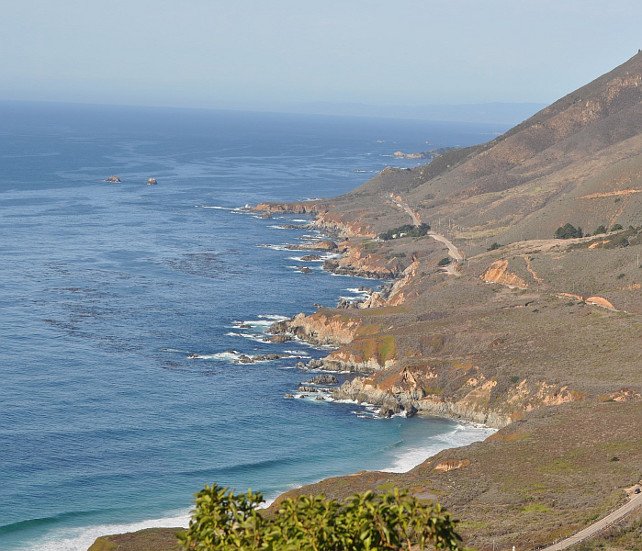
[0,102,502,551]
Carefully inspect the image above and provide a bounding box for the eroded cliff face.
[323,244,405,279]
[269,311,361,347]
[323,331,397,372]
[333,362,588,428]
[314,210,377,239]
[253,201,323,215]
[480,259,527,288]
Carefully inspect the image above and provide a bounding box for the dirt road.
[388,193,422,226]
[428,232,463,261]
[386,193,463,275]
[540,490,642,550]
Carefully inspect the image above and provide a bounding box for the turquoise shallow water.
[0,102,501,551]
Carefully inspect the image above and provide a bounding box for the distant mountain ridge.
[321,51,642,248]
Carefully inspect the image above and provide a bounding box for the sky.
[2,0,642,114]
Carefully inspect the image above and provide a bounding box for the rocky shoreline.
[257,209,512,427]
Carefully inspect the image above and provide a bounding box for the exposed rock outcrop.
[268,311,361,347]
[323,245,405,279]
[303,374,339,385]
[480,259,527,288]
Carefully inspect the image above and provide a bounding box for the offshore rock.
[104,175,121,183]
[265,334,293,343]
[287,240,338,252]
[146,177,158,185]
[304,374,339,385]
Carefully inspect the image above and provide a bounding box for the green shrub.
[438,257,451,266]
[178,484,462,551]
[610,223,624,232]
[380,223,431,241]
[593,225,607,235]
[554,223,583,239]
[487,242,502,251]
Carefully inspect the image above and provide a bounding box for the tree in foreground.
[177,484,462,550]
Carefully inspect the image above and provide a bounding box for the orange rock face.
[432,459,471,472]
[480,260,527,288]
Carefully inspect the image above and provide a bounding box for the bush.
[610,223,624,232]
[554,223,583,239]
[487,242,502,251]
[380,223,431,241]
[438,257,451,266]
[178,484,462,551]
[593,225,607,235]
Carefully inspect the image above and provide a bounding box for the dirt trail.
[388,193,422,226]
[540,490,642,550]
[386,193,462,275]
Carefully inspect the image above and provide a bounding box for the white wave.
[22,510,190,551]
[291,219,308,223]
[225,331,266,343]
[232,315,287,330]
[346,288,369,295]
[258,244,293,251]
[283,350,309,356]
[288,255,324,262]
[380,423,496,474]
[258,314,289,321]
[199,205,234,210]
[197,351,241,361]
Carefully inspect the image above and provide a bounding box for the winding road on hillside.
[540,489,642,550]
[387,193,463,275]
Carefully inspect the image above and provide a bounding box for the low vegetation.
[555,223,583,239]
[177,484,461,551]
[380,223,431,241]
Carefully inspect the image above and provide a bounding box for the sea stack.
[104,175,121,183]
[146,177,157,186]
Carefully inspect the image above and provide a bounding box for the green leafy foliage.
[177,484,462,550]
[379,223,431,241]
[593,225,607,235]
[437,257,451,266]
[487,242,502,251]
[554,223,583,239]
[610,223,623,231]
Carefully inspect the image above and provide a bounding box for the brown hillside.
[317,52,642,248]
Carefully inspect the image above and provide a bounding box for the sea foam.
[19,512,190,551]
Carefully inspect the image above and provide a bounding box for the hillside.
[262,52,642,252]
[90,54,642,551]
[254,52,642,550]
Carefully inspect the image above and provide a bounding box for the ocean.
[0,102,503,551]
